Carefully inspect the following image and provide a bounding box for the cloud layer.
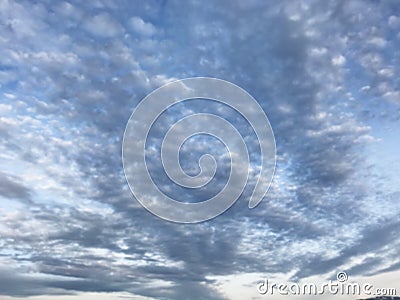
[0,0,399,299]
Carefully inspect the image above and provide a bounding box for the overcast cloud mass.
[0,0,400,299]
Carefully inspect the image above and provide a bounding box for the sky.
[0,0,400,299]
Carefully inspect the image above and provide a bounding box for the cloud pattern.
[0,0,399,299]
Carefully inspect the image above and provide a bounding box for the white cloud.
[84,13,122,37]
[129,17,156,36]
[331,55,346,66]
[378,67,395,78]
[383,90,400,104]
[388,15,400,28]
[368,36,387,48]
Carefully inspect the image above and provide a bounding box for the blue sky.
[0,0,400,299]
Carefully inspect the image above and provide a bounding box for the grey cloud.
[346,257,385,277]
[0,172,31,202]
[0,267,77,297]
[294,218,400,279]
